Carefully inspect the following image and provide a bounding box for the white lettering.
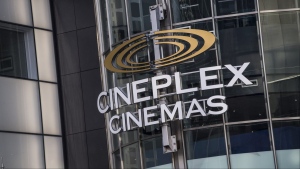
[152,75,172,99]
[207,95,228,115]
[186,99,206,118]
[97,91,110,114]
[109,115,122,134]
[132,78,151,103]
[200,66,223,90]
[114,83,132,108]
[126,111,142,130]
[161,101,184,123]
[143,106,159,126]
[225,62,253,87]
[175,72,198,94]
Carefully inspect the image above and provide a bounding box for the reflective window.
[44,136,64,169]
[40,82,62,135]
[100,0,110,52]
[0,23,37,79]
[0,0,32,26]
[184,127,227,168]
[141,125,162,138]
[261,11,300,118]
[259,0,300,11]
[127,0,156,34]
[142,137,172,169]
[216,0,255,16]
[218,15,267,122]
[121,129,138,146]
[122,143,141,169]
[109,0,128,44]
[228,123,275,168]
[35,29,57,82]
[31,0,52,30]
[273,120,300,169]
[113,150,122,169]
[0,77,42,133]
[171,0,212,23]
[0,1,62,169]
[0,132,44,168]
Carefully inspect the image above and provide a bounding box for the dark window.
[0,23,37,79]
[216,0,255,15]
[171,0,212,23]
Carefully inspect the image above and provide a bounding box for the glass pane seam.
[140,134,162,141]
[260,8,300,13]
[183,124,224,131]
[272,117,300,121]
[225,119,269,126]
[214,11,258,19]
[173,17,213,26]
[256,1,279,168]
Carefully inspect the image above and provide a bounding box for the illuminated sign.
[98,29,253,134]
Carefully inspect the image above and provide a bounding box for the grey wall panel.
[77,27,100,71]
[53,0,76,33]
[62,73,85,134]
[67,133,89,168]
[57,31,81,75]
[87,129,109,169]
[51,0,109,168]
[74,0,96,29]
[81,69,105,130]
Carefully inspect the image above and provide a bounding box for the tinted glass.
[121,129,138,146]
[100,0,110,52]
[142,137,172,169]
[273,120,300,169]
[122,143,141,169]
[109,0,128,44]
[228,123,275,168]
[259,0,300,10]
[218,15,267,122]
[113,150,122,169]
[0,24,37,79]
[216,0,255,16]
[172,0,212,23]
[261,11,300,118]
[184,127,227,168]
[127,0,156,34]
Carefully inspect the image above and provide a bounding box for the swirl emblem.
[104,29,216,73]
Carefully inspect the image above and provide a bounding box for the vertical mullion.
[124,0,131,38]
[103,0,118,168]
[105,0,113,49]
[256,0,278,168]
[29,0,47,168]
[211,0,231,168]
[93,1,114,168]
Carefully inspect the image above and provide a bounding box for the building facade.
[94,0,300,169]
[0,0,299,169]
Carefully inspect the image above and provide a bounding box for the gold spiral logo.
[104,29,216,73]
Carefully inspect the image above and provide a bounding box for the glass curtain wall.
[98,1,173,169]
[96,0,300,168]
[0,0,64,168]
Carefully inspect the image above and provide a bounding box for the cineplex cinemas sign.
[97,29,253,134]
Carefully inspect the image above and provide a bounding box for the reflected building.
[0,0,299,169]
[95,0,300,169]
